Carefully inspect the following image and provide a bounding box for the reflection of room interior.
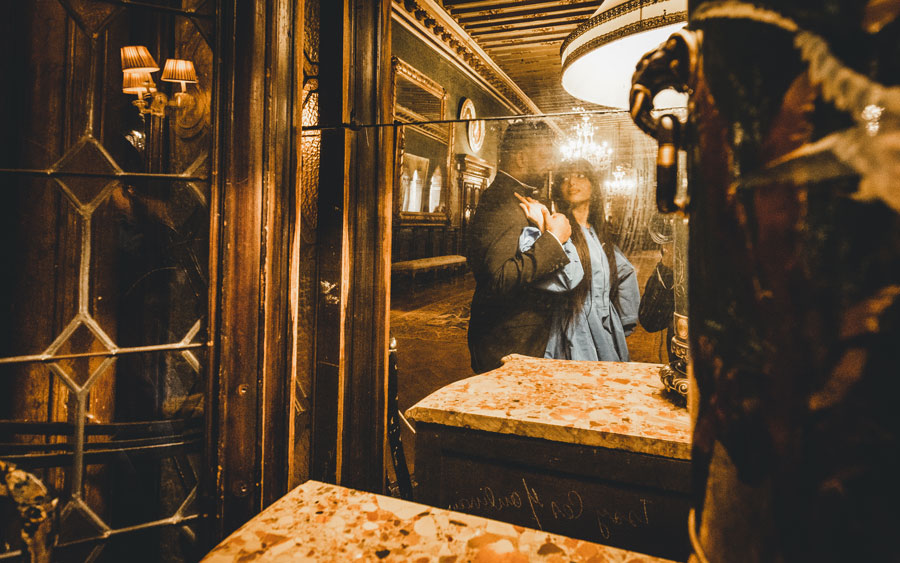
[4,1,897,562]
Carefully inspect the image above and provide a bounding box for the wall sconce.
[161,59,198,110]
[123,71,157,114]
[121,46,198,118]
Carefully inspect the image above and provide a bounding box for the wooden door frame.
[209,0,303,539]
[209,0,393,541]
[311,0,393,493]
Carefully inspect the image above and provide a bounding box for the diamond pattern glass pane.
[57,500,107,546]
[51,323,112,388]
[101,518,203,563]
[54,140,120,206]
[117,348,207,422]
[2,2,214,561]
[58,0,121,35]
[89,183,208,348]
[0,179,81,358]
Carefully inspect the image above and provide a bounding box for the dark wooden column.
[312,0,392,492]
[212,0,300,537]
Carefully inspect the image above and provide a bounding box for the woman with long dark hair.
[517,158,640,361]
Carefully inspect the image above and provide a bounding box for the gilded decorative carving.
[0,460,57,563]
[392,0,532,113]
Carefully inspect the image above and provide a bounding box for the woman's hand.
[543,208,572,244]
[514,192,548,231]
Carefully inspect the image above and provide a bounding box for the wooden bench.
[391,254,467,283]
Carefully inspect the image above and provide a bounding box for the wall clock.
[459,98,484,152]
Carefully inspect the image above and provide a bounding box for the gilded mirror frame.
[392,57,453,225]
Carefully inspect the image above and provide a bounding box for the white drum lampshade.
[560,0,688,109]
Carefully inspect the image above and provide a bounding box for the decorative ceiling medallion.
[459,98,484,152]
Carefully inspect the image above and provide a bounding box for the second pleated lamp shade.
[122,72,156,95]
[161,59,198,89]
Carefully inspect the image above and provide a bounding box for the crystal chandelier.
[605,163,637,194]
[559,109,613,170]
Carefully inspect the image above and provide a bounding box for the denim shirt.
[518,225,640,361]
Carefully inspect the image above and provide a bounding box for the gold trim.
[560,0,673,55]
[391,57,454,224]
[659,144,677,167]
[561,13,688,76]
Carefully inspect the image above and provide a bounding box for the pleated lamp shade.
[122,71,156,95]
[121,46,159,73]
[161,59,198,84]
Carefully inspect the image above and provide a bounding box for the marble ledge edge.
[405,406,691,460]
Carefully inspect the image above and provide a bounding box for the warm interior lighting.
[122,52,199,116]
[560,0,687,109]
[559,109,613,169]
[121,45,159,73]
[161,59,198,92]
[605,164,638,195]
[122,72,156,96]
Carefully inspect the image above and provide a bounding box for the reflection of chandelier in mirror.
[121,46,198,118]
[559,109,613,170]
[605,163,637,195]
[560,0,687,109]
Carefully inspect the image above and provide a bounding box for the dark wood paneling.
[341,0,393,493]
[216,0,265,536]
[259,0,296,508]
[392,225,461,262]
[311,0,345,485]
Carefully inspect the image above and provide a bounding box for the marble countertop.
[405,355,691,460]
[202,480,678,562]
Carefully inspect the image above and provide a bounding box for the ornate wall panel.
[0,1,216,560]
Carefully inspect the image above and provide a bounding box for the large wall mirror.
[392,57,453,224]
[387,4,693,546]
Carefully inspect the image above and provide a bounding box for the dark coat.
[466,172,570,373]
[638,261,675,363]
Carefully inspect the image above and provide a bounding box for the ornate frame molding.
[391,0,541,115]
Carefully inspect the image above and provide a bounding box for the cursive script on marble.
[449,478,652,540]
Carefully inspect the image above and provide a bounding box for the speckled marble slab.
[405,355,691,460]
[201,480,678,562]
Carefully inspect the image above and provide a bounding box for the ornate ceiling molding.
[392,0,542,115]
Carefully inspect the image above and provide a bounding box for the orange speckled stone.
[405,355,691,460]
[201,481,678,562]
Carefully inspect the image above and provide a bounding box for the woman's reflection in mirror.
[518,158,640,362]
